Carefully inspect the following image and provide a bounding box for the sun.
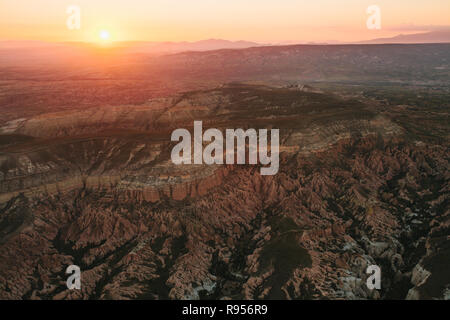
[99,30,110,41]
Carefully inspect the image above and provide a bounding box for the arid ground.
[0,43,449,299]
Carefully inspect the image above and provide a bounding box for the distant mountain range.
[0,39,261,53]
[356,30,450,44]
[1,30,449,55]
[115,39,262,53]
[279,30,450,45]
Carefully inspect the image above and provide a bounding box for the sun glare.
[99,30,110,41]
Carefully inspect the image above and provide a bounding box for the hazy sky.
[1,0,449,42]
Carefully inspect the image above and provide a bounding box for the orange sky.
[0,0,449,43]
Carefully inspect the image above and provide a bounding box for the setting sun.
[99,30,110,41]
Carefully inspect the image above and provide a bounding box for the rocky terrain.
[0,81,448,300]
[0,42,449,300]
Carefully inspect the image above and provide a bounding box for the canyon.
[0,43,448,300]
[0,83,447,300]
